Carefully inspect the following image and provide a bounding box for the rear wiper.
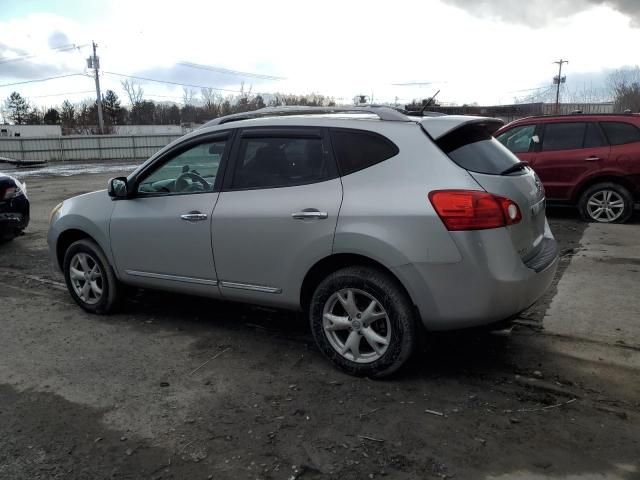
[501,161,529,176]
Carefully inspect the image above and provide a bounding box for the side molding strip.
[125,270,218,286]
[219,281,282,294]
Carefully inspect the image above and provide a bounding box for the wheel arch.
[55,229,97,270]
[299,253,416,314]
[572,174,637,203]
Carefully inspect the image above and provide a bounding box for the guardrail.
[0,134,182,162]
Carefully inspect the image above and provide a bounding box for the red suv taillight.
[428,190,522,231]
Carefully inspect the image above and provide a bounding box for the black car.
[0,172,29,241]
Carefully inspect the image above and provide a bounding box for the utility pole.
[553,59,568,114]
[88,41,104,133]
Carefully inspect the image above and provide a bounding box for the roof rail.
[202,105,411,127]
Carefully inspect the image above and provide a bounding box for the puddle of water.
[1,161,140,179]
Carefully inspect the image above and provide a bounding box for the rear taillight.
[428,190,522,231]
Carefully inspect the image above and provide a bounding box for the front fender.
[48,190,116,270]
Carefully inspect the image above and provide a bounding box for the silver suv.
[48,106,558,377]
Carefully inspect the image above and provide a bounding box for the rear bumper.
[392,221,559,331]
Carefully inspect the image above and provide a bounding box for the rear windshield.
[435,123,522,175]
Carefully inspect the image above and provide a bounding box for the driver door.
[110,133,229,297]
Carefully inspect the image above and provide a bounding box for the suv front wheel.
[309,266,417,378]
[63,239,123,314]
[578,182,634,223]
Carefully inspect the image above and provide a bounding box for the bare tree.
[121,80,144,106]
[200,87,217,108]
[566,83,610,104]
[182,87,196,106]
[200,87,220,118]
[608,66,640,112]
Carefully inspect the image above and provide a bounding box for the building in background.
[0,125,62,137]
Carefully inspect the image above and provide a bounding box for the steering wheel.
[175,171,210,192]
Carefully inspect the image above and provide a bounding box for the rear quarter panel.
[334,122,478,266]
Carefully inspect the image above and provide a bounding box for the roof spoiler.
[419,115,504,140]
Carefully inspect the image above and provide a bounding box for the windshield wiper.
[501,161,529,176]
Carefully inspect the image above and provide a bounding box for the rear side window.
[437,122,521,175]
[231,136,332,189]
[330,129,399,176]
[601,122,640,145]
[584,122,607,148]
[542,123,585,151]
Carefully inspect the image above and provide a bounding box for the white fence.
[0,134,182,162]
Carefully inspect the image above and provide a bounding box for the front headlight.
[49,201,64,224]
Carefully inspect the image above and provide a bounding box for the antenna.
[421,89,441,114]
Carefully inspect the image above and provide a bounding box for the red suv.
[495,114,640,223]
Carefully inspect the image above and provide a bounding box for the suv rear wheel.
[309,266,416,378]
[578,182,634,223]
[63,239,122,314]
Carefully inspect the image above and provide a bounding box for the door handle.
[585,156,601,161]
[180,212,208,222]
[291,210,328,220]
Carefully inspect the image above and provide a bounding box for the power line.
[0,43,89,65]
[102,71,246,94]
[0,73,87,88]
[30,90,95,98]
[508,86,549,93]
[143,93,184,100]
[177,61,285,81]
[391,82,433,86]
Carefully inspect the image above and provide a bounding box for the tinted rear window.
[232,136,331,189]
[601,122,640,145]
[330,129,399,176]
[542,122,585,151]
[436,123,521,175]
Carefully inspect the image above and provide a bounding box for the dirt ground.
[1,165,639,480]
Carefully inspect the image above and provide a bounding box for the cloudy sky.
[0,0,639,109]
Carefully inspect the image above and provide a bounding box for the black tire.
[63,239,123,314]
[309,266,417,378]
[578,182,634,224]
[0,232,15,243]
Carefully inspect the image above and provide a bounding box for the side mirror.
[108,177,129,199]
[531,135,540,144]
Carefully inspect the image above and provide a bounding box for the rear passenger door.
[600,121,640,183]
[532,122,610,200]
[211,127,342,307]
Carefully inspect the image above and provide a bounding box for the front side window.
[601,122,640,145]
[137,140,226,195]
[496,124,536,153]
[542,122,586,151]
[231,136,330,189]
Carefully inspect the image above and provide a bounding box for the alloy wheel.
[69,253,104,305]
[586,190,625,222]
[322,288,391,364]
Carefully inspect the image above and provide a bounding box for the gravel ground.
[0,166,638,480]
